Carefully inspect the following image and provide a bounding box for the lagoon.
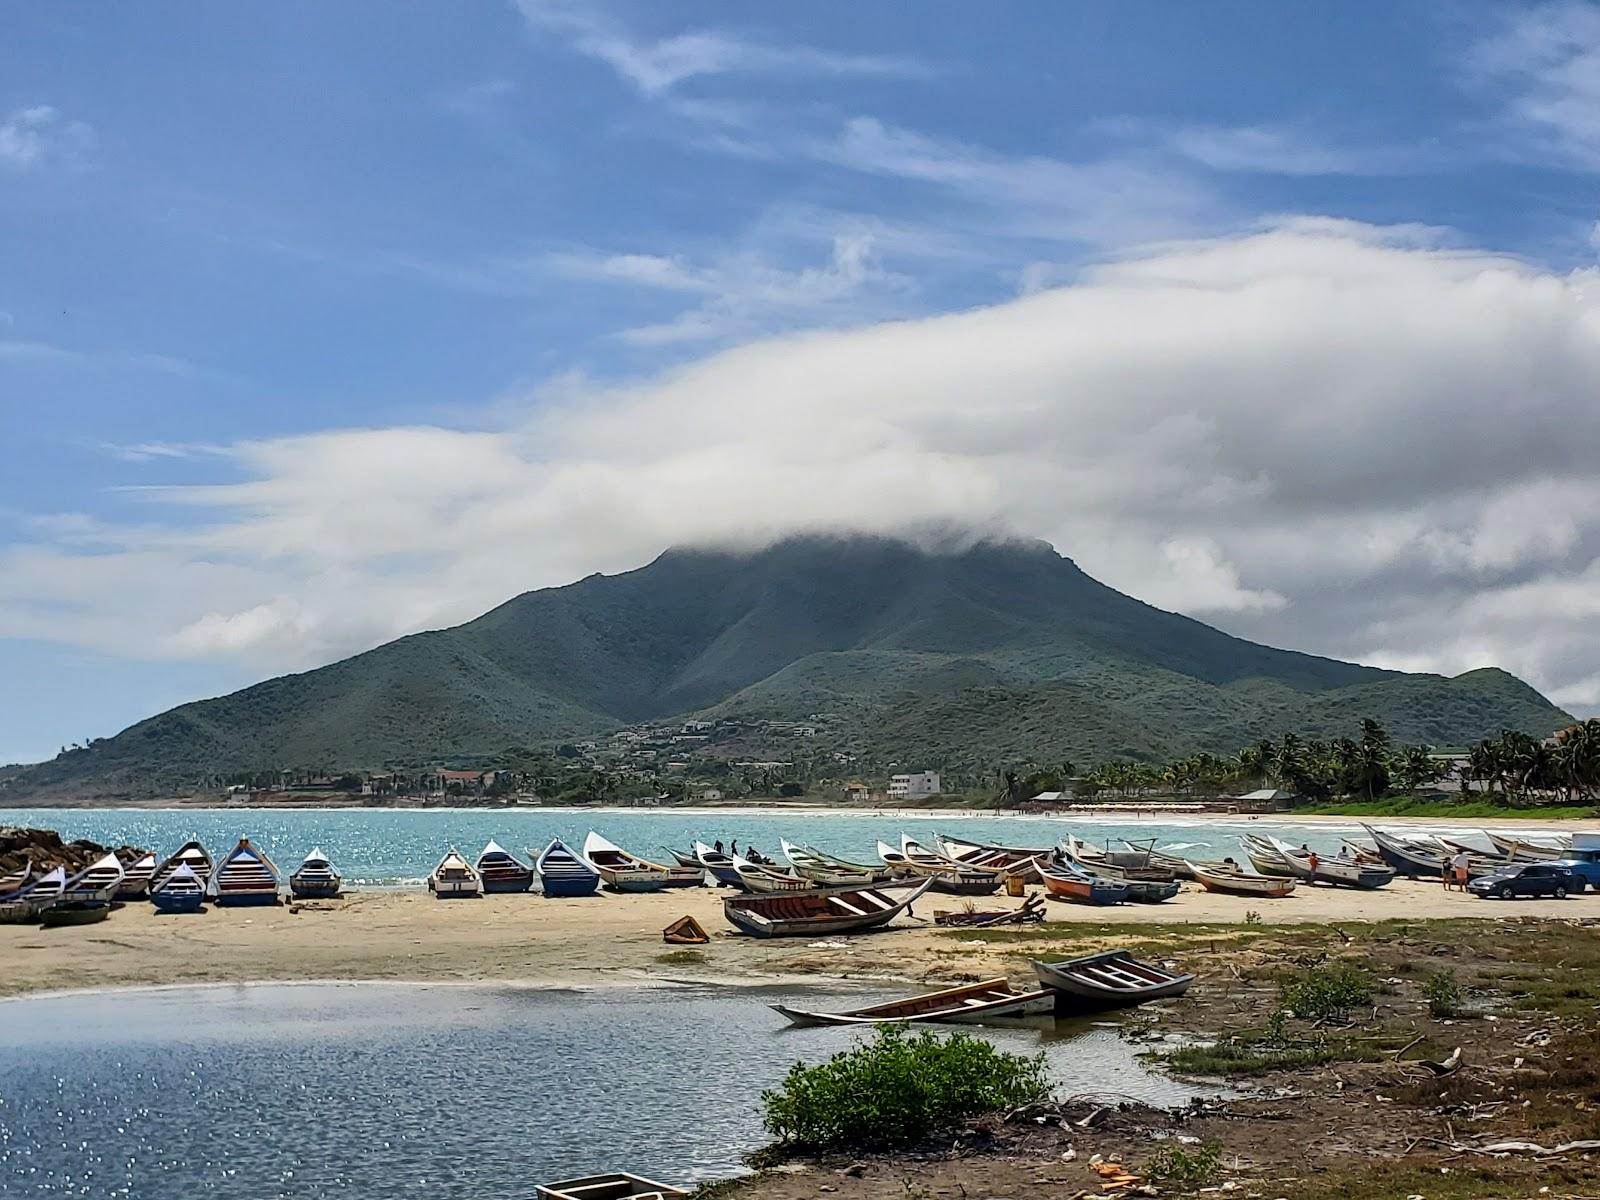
[0,981,1207,1200]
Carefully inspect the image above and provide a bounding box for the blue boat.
[1036,860,1130,906]
[151,864,206,913]
[691,841,744,888]
[533,838,600,898]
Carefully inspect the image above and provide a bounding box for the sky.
[6,2,1600,763]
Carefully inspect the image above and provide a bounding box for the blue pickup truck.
[1552,833,1600,893]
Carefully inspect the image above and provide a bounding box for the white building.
[888,771,942,801]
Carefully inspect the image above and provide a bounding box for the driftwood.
[932,895,1046,928]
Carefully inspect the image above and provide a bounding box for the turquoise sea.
[0,806,1563,884]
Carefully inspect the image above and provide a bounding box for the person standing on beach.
[1450,849,1470,891]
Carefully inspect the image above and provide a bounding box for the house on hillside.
[842,781,871,803]
[888,771,941,801]
[435,769,486,796]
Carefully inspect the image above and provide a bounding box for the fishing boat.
[40,899,110,928]
[61,852,126,903]
[690,841,744,888]
[729,853,812,894]
[116,852,157,900]
[1257,835,1395,889]
[0,866,29,894]
[533,838,600,898]
[1186,860,1296,898]
[150,841,213,894]
[723,877,932,939]
[1129,842,1233,881]
[1034,859,1129,905]
[935,834,1046,883]
[877,838,1001,896]
[1238,835,1301,879]
[773,977,1055,1027]
[582,832,702,891]
[150,863,206,913]
[1031,951,1195,1014]
[782,840,891,884]
[1361,824,1454,878]
[474,841,534,893]
[0,866,63,923]
[1485,831,1570,862]
[210,838,282,905]
[428,847,481,898]
[289,847,342,898]
[1061,836,1180,902]
[535,1172,688,1200]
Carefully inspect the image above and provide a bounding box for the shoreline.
[2,881,1594,1002]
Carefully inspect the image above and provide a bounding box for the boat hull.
[481,876,534,894]
[1031,951,1194,1014]
[215,891,280,906]
[773,982,1055,1027]
[290,881,341,899]
[724,878,932,939]
[41,901,110,927]
[151,893,204,914]
[541,875,600,898]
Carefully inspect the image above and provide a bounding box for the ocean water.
[0,806,1534,886]
[0,981,1210,1199]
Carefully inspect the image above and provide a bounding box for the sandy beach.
[3,878,1592,1002]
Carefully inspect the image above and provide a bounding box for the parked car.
[1467,862,1578,900]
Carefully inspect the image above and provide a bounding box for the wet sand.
[2,878,1591,1001]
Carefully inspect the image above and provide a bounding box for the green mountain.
[8,536,1572,798]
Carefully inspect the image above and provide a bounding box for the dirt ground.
[701,917,1600,1200]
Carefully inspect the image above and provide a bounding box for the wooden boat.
[1130,842,1234,881]
[1485,830,1570,862]
[116,852,157,900]
[730,853,812,893]
[289,847,342,899]
[723,877,932,939]
[583,832,702,892]
[773,977,1055,1027]
[62,851,126,903]
[1061,836,1180,902]
[534,838,600,898]
[40,899,110,927]
[0,866,63,923]
[1186,860,1296,898]
[210,838,282,905]
[535,1172,687,1200]
[1258,836,1395,889]
[1034,859,1129,905]
[474,840,534,893]
[150,863,206,913]
[662,914,709,945]
[428,847,481,898]
[1339,839,1389,868]
[781,840,888,886]
[1031,950,1194,1014]
[1361,824,1475,878]
[936,834,1046,883]
[690,841,744,888]
[0,867,29,894]
[1238,835,1301,879]
[933,895,1047,927]
[878,839,1001,896]
[150,841,213,894]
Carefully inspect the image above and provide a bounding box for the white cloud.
[513,0,929,96]
[1469,1,1600,169]
[1154,123,1410,176]
[0,105,93,171]
[6,220,1600,718]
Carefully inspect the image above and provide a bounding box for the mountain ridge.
[5,535,1572,798]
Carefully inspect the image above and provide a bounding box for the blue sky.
[7,1,1600,764]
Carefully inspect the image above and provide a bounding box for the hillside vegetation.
[6,535,1573,799]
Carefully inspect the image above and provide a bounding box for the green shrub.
[1423,970,1464,1018]
[1242,909,1262,926]
[1279,964,1373,1021]
[1146,1142,1222,1187]
[762,1025,1048,1151]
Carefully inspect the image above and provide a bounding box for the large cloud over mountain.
[6,218,1600,711]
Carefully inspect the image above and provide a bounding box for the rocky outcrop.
[0,827,148,875]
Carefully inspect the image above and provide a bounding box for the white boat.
[780,839,883,886]
[116,852,158,899]
[936,834,1046,883]
[62,852,126,903]
[1186,860,1295,898]
[428,847,481,898]
[582,832,701,892]
[289,847,342,898]
[1261,835,1395,889]
[729,853,812,893]
[878,838,1001,896]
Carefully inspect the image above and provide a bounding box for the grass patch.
[1163,1035,1384,1076]
[1423,969,1464,1017]
[1253,1163,1593,1200]
[762,1025,1048,1153]
[1293,796,1598,819]
[1144,1142,1221,1188]
[655,949,707,966]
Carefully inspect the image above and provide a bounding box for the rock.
[0,826,147,876]
[841,1162,866,1178]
